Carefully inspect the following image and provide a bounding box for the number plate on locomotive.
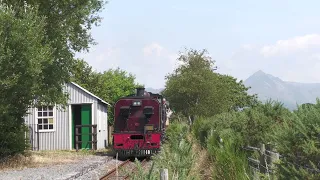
[144,125,154,131]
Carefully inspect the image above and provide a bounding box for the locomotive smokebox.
[136,87,145,97]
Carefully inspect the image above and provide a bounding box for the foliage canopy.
[162,48,257,121]
[71,59,142,125]
[0,5,52,157]
[2,0,106,104]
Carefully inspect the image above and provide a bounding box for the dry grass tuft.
[187,134,214,180]
[0,153,34,171]
[194,147,214,180]
[0,148,113,171]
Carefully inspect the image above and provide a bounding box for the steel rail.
[123,159,148,180]
[100,159,130,180]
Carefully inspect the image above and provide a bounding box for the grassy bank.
[190,101,320,179]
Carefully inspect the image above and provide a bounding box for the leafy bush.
[0,113,29,158]
[271,101,320,179]
[192,116,249,179]
[190,100,295,179]
[207,131,249,180]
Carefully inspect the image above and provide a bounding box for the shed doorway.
[72,104,92,149]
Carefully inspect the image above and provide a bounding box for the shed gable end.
[65,83,97,104]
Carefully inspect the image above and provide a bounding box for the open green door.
[81,104,92,149]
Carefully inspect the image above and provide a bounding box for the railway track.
[100,158,148,180]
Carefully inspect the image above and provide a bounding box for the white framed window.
[36,105,55,132]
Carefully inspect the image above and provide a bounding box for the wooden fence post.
[109,126,113,146]
[37,124,40,151]
[266,144,279,168]
[76,127,79,152]
[259,143,267,174]
[92,125,97,150]
[160,169,168,180]
[266,144,279,179]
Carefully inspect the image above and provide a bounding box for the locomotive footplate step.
[115,149,160,157]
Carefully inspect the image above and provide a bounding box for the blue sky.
[76,0,320,89]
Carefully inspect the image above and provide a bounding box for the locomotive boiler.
[112,87,170,158]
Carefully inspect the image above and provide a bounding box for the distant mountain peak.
[247,70,282,82]
[251,70,273,78]
[254,70,266,75]
[244,71,320,110]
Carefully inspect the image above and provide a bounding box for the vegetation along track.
[100,158,148,180]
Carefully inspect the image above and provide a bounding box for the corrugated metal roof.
[70,82,111,106]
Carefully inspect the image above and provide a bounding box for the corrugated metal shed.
[25,82,109,151]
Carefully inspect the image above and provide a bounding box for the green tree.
[93,68,143,125]
[0,0,105,157]
[1,0,106,104]
[70,59,101,89]
[271,99,320,179]
[162,48,257,123]
[213,74,258,113]
[0,5,53,157]
[70,59,142,125]
[162,49,217,121]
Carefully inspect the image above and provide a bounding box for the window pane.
[49,125,53,129]
[37,107,42,111]
[43,106,47,111]
[43,112,47,116]
[44,125,48,129]
[48,106,53,111]
[38,119,42,124]
[49,118,54,124]
[38,125,43,130]
[49,112,53,116]
[43,118,48,124]
[38,112,42,117]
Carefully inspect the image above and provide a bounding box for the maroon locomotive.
[112,87,170,158]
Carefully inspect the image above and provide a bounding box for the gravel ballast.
[0,155,118,180]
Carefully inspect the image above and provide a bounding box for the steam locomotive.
[112,87,171,158]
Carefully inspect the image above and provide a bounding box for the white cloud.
[219,34,320,84]
[96,48,120,63]
[76,47,121,72]
[105,48,121,58]
[76,42,179,89]
[138,43,179,88]
[241,44,255,51]
[260,34,320,57]
[143,43,164,57]
[311,53,320,60]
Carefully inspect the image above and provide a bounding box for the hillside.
[244,70,320,110]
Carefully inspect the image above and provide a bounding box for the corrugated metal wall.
[25,105,69,150]
[24,83,109,151]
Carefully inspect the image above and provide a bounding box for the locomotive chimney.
[136,87,145,96]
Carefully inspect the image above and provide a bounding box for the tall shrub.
[207,130,250,180]
[271,103,320,179]
[0,5,51,157]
